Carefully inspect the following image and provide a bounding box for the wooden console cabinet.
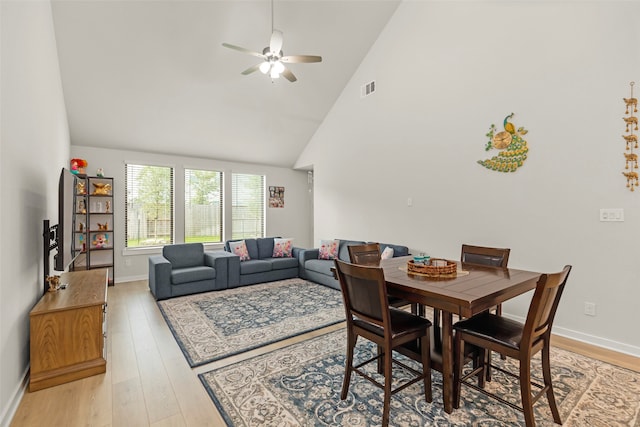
[29,269,108,391]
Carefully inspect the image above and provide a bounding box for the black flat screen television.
[54,167,79,272]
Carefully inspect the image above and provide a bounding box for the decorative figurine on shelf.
[105,200,111,213]
[93,233,108,249]
[76,181,86,195]
[96,168,105,177]
[97,222,108,231]
[70,158,88,175]
[78,222,84,232]
[92,182,111,195]
[46,275,61,292]
[78,199,86,214]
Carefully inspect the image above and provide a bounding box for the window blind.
[125,164,174,247]
[231,173,265,239]
[184,169,223,243]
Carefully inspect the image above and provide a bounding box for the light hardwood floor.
[10,280,639,426]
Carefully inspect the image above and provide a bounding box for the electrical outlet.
[584,302,596,316]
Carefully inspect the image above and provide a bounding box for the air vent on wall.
[361,80,376,97]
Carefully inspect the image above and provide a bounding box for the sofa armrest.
[204,251,236,288]
[300,248,320,262]
[213,251,240,287]
[297,248,320,280]
[148,255,172,300]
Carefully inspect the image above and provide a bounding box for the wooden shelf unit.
[72,175,114,285]
[29,269,108,392]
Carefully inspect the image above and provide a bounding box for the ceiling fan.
[222,0,322,82]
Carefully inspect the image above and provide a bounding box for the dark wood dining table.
[380,256,542,414]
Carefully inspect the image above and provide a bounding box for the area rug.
[199,329,640,426]
[158,279,345,367]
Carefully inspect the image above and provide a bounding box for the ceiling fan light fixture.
[270,69,281,79]
[272,61,285,75]
[259,62,271,74]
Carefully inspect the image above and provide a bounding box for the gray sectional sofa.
[297,239,410,290]
[223,237,302,287]
[148,238,409,299]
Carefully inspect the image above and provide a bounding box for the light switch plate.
[599,208,624,222]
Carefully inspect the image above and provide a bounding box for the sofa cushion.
[304,259,335,276]
[265,257,298,270]
[338,240,367,262]
[257,237,276,259]
[378,242,409,257]
[163,243,204,269]
[272,238,293,258]
[240,259,272,275]
[228,240,251,261]
[319,239,339,260]
[171,266,215,285]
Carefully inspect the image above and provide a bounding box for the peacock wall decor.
[622,82,638,191]
[478,113,529,173]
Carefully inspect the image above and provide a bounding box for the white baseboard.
[504,313,640,358]
[1,366,29,427]
[114,274,147,284]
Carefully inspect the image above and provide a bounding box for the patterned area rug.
[199,329,640,426]
[158,279,345,367]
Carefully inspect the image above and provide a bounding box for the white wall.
[296,1,640,356]
[70,146,313,282]
[0,1,70,425]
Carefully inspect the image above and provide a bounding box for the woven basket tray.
[407,258,457,277]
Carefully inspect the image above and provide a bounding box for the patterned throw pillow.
[272,238,293,258]
[318,239,339,260]
[229,240,251,261]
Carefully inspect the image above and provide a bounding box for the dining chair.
[453,265,572,427]
[334,259,432,427]
[433,244,510,328]
[348,243,418,314]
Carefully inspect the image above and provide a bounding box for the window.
[184,169,223,243]
[231,173,265,239]
[125,164,174,247]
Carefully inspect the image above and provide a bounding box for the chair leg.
[341,331,356,400]
[542,341,562,424]
[377,344,384,374]
[382,344,393,427]
[496,304,506,360]
[519,358,536,427]
[477,348,486,389]
[433,308,441,328]
[421,334,432,403]
[453,333,463,409]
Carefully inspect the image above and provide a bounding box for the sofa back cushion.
[257,238,276,259]
[338,240,367,262]
[163,243,204,269]
[378,242,409,257]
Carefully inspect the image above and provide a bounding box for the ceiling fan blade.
[222,43,265,59]
[280,55,322,64]
[281,67,297,83]
[269,29,283,55]
[241,63,262,75]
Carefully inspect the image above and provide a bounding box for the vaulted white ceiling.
[51,0,400,168]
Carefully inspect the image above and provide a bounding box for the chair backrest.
[461,244,510,268]
[334,259,391,330]
[522,265,572,350]
[348,243,381,266]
